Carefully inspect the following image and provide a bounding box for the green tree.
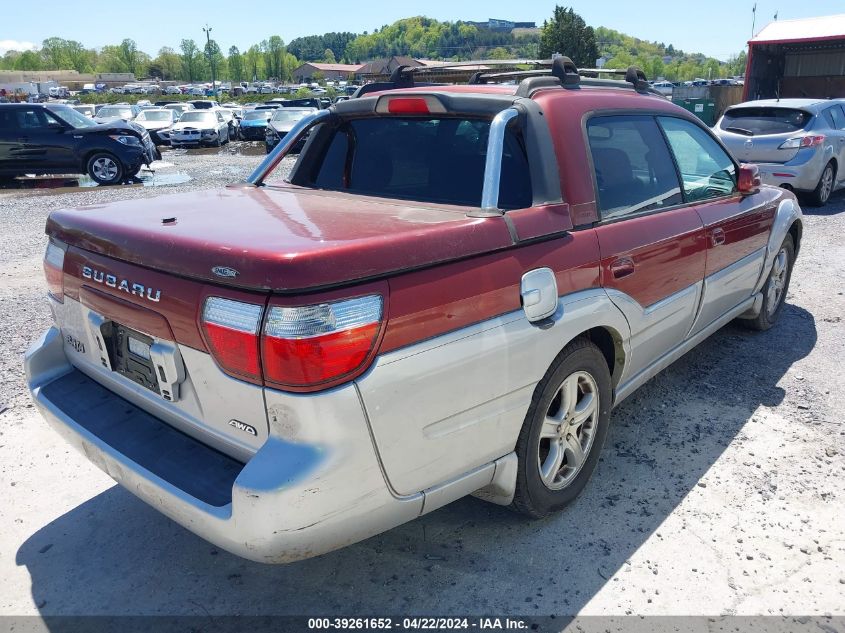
[228,46,244,82]
[539,6,598,67]
[488,47,510,60]
[96,45,126,73]
[14,50,42,70]
[65,41,95,73]
[244,45,263,81]
[40,37,67,69]
[262,36,286,79]
[118,38,141,75]
[180,39,200,81]
[153,47,181,80]
[204,38,225,81]
[323,48,336,63]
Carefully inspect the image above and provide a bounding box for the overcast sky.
[2,0,844,61]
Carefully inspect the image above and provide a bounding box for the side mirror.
[737,164,761,195]
[48,122,65,132]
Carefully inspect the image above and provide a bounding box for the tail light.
[262,295,382,387]
[376,95,446,115]
[201,297,263,380]
[201,294,383,390]
[43,240,66,303]
[779,134,825,149]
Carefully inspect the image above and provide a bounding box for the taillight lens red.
[262,295,382,387]
[201,294,384,389]
[43,240,65,302]
[201,297,263,379]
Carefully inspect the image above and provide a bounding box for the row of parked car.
[71,96,350,153]
[3,92,843,206]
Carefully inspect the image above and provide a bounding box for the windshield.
[720,107,812,136]
[49,105,97,129]
[179,112,215,123]
[243,111,271,121]
[98,107,131,119]
[271,109,313,124]
[137,110,172,121]
[297,117,532,209]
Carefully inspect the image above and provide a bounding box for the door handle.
[610,257,635,279]
[16,137,29,142]
[711,227,726,247]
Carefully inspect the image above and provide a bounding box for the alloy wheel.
[766,247,789,316]
[92,157,118,182]
[537,371,599,490]
[820,166,833,203]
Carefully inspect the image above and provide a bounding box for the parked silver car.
[714,98,845,206]
[133,108,180,145]
[93,104,140,124]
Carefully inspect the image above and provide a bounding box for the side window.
[821,109,836,128]
[0,109,19,131]
[16,109,46,129]
[827,106,845,131]
[586,116,683,219]
[42,110,61,126]
[658,116,737,202]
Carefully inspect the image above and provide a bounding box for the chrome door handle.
[711,227,726,246]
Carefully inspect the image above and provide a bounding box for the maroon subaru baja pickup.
[26,59,802,563]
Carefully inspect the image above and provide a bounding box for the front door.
[586,115,707,380]
[657,116,775,334]
[17,108,77,173]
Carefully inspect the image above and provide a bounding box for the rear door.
[658,116,775,334]
[825,105,845,186]
[587,115,706,379]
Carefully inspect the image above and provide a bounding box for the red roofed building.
[745,14,845,100]
[292,63,363,83]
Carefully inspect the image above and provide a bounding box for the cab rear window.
[300,117,532,209]
[719,107,812,136]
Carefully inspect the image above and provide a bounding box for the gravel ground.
[0,149,843,620]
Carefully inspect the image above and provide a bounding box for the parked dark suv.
[0,103,158,185]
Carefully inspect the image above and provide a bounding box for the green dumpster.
[672,98,717,126]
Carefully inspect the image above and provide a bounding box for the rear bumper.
[25,327,423,563]
[750,149,827,191]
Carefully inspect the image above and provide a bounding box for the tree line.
[0,8,746,83]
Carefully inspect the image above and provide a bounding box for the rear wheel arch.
[788,218,803,257]
[583,326,625,388]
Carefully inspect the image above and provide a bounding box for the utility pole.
[202,24,218,100]
[751,3,757,39]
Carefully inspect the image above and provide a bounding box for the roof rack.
[352,56,662,98]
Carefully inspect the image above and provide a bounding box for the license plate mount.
[102,323,161,394]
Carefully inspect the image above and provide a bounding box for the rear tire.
[86,153,123,185]
[741,234,795,331]
[807,162,835,207]
[511,337,612,518]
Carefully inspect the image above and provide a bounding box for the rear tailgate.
[53,245,270,461]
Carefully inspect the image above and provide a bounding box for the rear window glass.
[719,107,812,135]
[301,117,532,209]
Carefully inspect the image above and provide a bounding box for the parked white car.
[169,110,230,147]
